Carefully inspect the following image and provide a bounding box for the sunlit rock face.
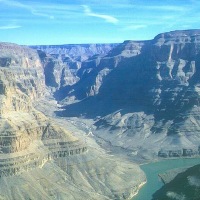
[0,42,78,155]
[43,30,200,158]
[0,43,45,113]
[0,43,47,154]
[0,42,80,183]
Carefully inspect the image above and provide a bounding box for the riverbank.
[130,181,147,199]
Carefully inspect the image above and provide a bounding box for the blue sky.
[0,0,200,45]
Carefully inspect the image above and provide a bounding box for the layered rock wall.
[0,43,83,177]
[0,43,45,114]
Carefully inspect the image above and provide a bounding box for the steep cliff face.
[38,51,81,92]
[0,43,79,156]
[51,30,200,158]
[33,44,118,101]
[0,43,45,113]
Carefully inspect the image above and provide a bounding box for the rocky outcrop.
[152,164,200,200]
[0,139,87,178]
[39,51,81,90]
[0,43,48,155]
[0,43,45,113]
[158,148,198,158]
[0,42,79,155]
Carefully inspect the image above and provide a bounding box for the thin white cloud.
[82,5,118,24]
[0,25,21,30]
[31,10,55,19]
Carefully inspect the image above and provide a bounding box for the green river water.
[133,158,200,200]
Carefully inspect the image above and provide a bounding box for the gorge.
[0,29,200,200]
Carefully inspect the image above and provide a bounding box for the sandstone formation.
[0,42,145,199]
